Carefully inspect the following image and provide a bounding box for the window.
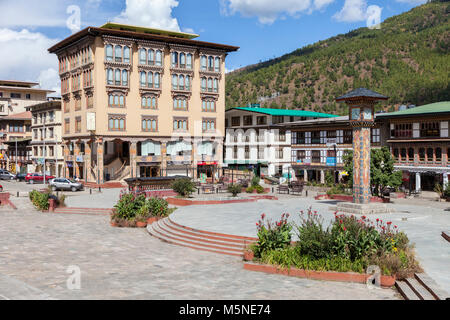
[105,44,113,61]
[343,130,352,144]
[179,53,186,68]
[154,73,160,88]
[64,100,69,113]
[64,119,70,134]
[311,131,320,144]
[179,75,185,90]
[155,50,162,66]
[233,146,238,158]
[200,55,207,71]
[173,97,188,111]
[272,116,284,124]
[256,116,267,125]
[108,115,126,131]
[108,94,125,108]
[123,46,130,63]
[115,45,122,62]
[26,94,31,99]
[258,146,265,159]
[114,69,120,85]
[202,119,216,132]
[173,118,188,131]
[139,48,147,65]
[213,79,218,93]
[214,57,220,72]
[372,128,381,143]
[49,127,54,138]
[419,148,425,162]
[275,131,286,142]
[231,117,240,127]
[148,49,154,65]
[392,123,412,138]
[436,147,442,162]
[87,95,93,109]
[207,78,213,92]
[393,148,399,161]
[142,96,157,109]
[408,148,414,162]
[107,68,127,86]
[171,52,178,68]
[75,98,81,111]
[208,56,214,71]
[420,122,440,137]
[186,54,193,69]
[201,77,207,91]
[311,150,320,163]
[11,93,21,98]
[107,69,113,85]
[256,131,265,142]
[426,147,434,162]
[244,146,250,159]
[75,117,81,132]
[400,148,407,162]
[202,100,216,112]
[142,117,158,132]
[172,75,178,90]
[122,70,128,86]
[275,148,283,159]
[49,146,54,157]
[243,116,253,126]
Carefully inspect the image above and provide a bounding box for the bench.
[201,184,216,194]
[291,184,304,195]
[277,185,290,194]
[217,184,228,193]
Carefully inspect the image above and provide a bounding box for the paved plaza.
[0,195,400,300]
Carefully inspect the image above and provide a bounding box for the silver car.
[50,178,84,192]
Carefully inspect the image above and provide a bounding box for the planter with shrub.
[110,193,173,228]
[171,178,196,198]
[246,208,421,284]
[228,184,242,197]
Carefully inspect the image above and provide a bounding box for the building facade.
[377,101,450,191]
[0,112,32,172]
[224,107,338,178]
[27,98,64,176]
[48,23,238,183]
[285,115,385,184]
[0,80,53,161]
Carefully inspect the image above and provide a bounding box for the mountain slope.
[225,1,450,115]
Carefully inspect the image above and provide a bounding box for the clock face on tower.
[351,108,360,120]
[363,107,373,120]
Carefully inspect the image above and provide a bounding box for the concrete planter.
[243,251,254,261]
[146,216,162,225]
[136,221,147,228]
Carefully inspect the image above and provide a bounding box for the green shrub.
[29,190,50,210]
[171,178,196,197]
[255,185,265,193]
[148,197,169,217]
[251,176,260,187]
[246,186,254,193]
[113,193,146,220]
[253,213,292,258]
[228,184,242,197]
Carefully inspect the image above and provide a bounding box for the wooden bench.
[201,184,215,194]
[277,185,290,194]
[291,184,304,195]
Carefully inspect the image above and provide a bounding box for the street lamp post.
[43,116,46,185]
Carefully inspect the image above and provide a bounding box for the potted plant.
[135,214,148,228]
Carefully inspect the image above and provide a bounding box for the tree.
[343,147,403,197]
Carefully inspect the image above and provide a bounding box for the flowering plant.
[253,213,292,258]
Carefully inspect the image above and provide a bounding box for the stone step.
[414,273,449,300]
[53,207,113,215]
[159,219,249,249]
[404,278,436,300]
[164,218,255,245]
[147,220,243,257]
[395,281,421,300]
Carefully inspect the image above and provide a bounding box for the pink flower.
[343,227,346,231]
[362,216,366,220]
[261,213,266,219]
[387,221,392,225]
[394,225,397,228]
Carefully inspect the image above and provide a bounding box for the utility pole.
[55,133,58,177]
[15,138,18,174]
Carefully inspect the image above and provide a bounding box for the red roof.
[1,111,32,120]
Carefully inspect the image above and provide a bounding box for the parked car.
[0,171,15,180]
[0,184,3,192]
[25,173,55,184]
[14,173,27,181]
[49,178,84,192]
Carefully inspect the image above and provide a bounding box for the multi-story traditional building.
[0,112,32,172]
[224,107,338,177]
[26,98,64,176]
[0,80,53,162]
[48,22,238,183]
[377,101,450,191]
[284,115,385,184]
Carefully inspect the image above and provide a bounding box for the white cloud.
[114,0,181,31]
[0,28,60,95]
[333,0,367,22]
[221,0,335,25]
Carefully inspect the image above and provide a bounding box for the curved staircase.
[147,217,257,257]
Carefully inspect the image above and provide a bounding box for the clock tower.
[336,88,388,205]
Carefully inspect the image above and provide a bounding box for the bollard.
[90,188,92,195]
[306,190,308,197]
[99,187,101,193]
[198,188,200,195]
[17,191,19,197]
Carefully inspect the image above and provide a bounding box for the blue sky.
[0,0,426,94]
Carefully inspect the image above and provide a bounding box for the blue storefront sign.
[326,157,336,166]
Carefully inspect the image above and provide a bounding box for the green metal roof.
[377,101,450,118]
[228,107,338,118]
[100,22,199,39]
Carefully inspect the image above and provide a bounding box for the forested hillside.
[225,1,450,115]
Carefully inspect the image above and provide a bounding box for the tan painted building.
[48,23,238,183]
[0,80,53,158]
[26,98,64,176]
